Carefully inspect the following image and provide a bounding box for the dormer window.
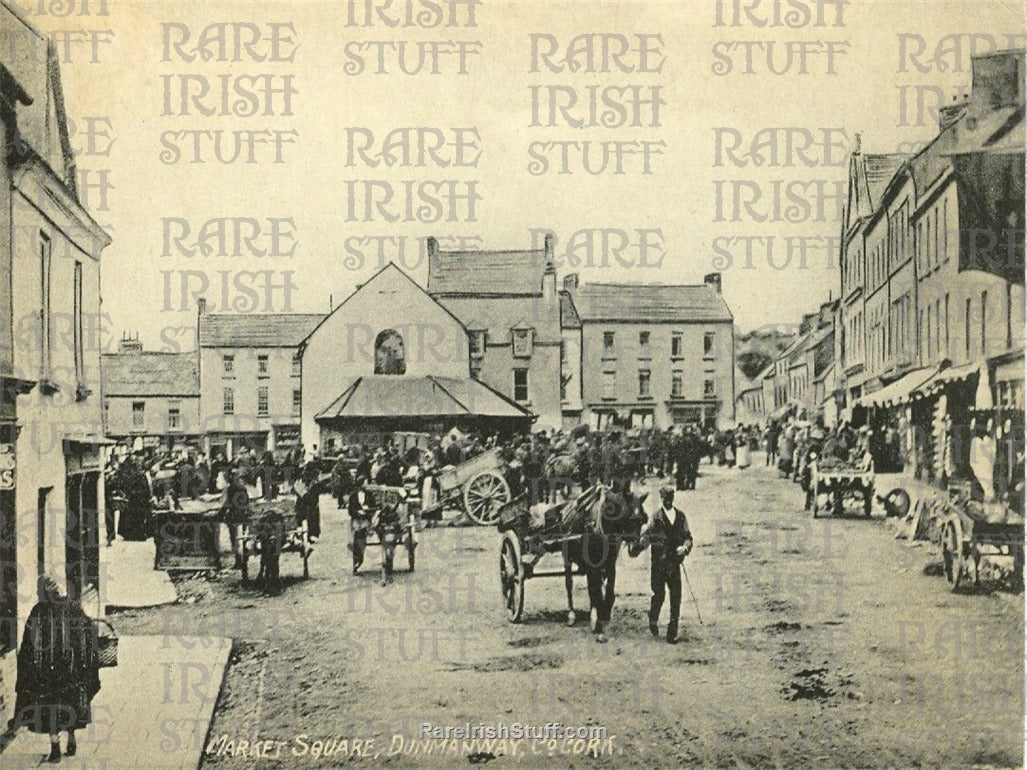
[511,325,534,358]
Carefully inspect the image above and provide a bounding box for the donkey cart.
[237,499,314,585]
[422,447,512,526]
[350,484,419,584]
[940,500,1024,592]
[496,485,643,624]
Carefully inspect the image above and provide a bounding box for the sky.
[23,0,1027,349]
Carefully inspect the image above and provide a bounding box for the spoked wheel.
[499,531,525,623]
[884,487,911,518]
[942,519,966,592]
[464,471,511,526]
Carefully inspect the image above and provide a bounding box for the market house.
[299,263,533,455]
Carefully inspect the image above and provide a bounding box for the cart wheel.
[942,519,965,591]
[500,531,524,623]
[407,533,416,572]
[464,471,511,526]
[884,487,911,518]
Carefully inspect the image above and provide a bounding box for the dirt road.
[112,461,1024,768]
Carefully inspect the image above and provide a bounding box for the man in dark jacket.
[642,485,693,643]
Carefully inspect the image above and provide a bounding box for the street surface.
[110,460,1024,768]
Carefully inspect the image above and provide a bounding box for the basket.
[95,618,118,668]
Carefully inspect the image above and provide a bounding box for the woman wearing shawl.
[10,578,101,763]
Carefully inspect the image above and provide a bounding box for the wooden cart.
[809,462,875,518]
[422,447,512,526]
[940,500,1024,592]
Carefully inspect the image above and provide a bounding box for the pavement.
[0,635,231,770]
[104,539,179,609]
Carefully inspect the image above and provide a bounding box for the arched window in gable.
[374,329,406,374]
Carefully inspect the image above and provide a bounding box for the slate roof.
[428,248,550,295]
[572,283,733,323]
[101,352,198,397]
[435,296,562,344]
[850,153,910,221]
[199,313,324,348]
[315,375,533,420]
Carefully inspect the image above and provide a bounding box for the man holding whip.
[634,484,694,644]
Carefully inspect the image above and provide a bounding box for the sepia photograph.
[0,0,1022,766]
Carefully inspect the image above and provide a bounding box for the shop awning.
[912,362,981,399]
[858,366,938,408]
[315,375,534,422]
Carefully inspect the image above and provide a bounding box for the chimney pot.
[197,297,207,315]
[544,233,555,260]
[563,273,579,291]
[704,272,722,293]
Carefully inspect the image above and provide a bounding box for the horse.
[560,484,648,643]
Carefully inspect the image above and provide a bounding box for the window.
[965,299,972,357]
[131,401,144,429]
[257,354,269,377]
[980,291,987,357]
[39,233,51,378]
[671,370,683,398]
[257,386,269,416]
[513,369,529,402]
[375,328,406,374]
[1006,282,1013,350]
[703,378,716,398]
[638,331,650,358]
[601,371,616,400]
[511,328,533,358]
[292,389,301,417]
[168,401,181,431]
[469,330,486,358]
[223,355,234,375]
[671,332,682,358]
[944,293,950,358]
[223,388,234,415]
[703,332,716,359]
[603,331,616,357]
[73,261,83,382]
[638,369,651,398]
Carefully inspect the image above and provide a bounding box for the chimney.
[426,236,440,288]
[970,50,1024,111]
[119,333,142,353]
[542,259,557,304]
[563,273,579,292]
[544,233,555,261]
[939,96,968,131]
[704,272,722,293]
[197,297,207,315]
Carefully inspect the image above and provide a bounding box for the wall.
[580,321,734,428]
[105,395,201,439]
[301,266,469,454]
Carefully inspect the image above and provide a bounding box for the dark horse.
[561,484,647,643]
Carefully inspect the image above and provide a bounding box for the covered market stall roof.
[315,375,534,422]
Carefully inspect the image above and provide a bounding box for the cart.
[422,447,512,526]
[940,499,1024,592]
[496,485,639,623]
[237,499,313,583]
[350,484,419,583]
[808,461,875,518]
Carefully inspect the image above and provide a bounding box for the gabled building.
[566,273,735,429]
[101,337,200,449]
[197,305,322,458]
[0,2,111,724]
[426,236,564,429]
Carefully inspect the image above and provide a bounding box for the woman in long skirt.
[10,578,101,763]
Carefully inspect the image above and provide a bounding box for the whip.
[680,560,703,625]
